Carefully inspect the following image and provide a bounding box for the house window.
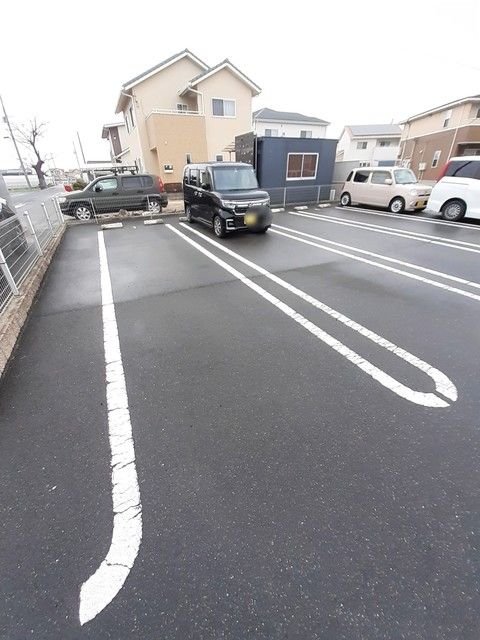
[359,161,370,167]
[300,130,312,138]
[357,141,368,150]
[186,153,192,164]
[378,140,391,147]
[129,106,135,130]
[215,154,223,162]
[177,103,188,112]
[431,150,442,168]
[443,109,452,128]
[265,128,278,137]
[286,153,318,180]
[476,107,480,119]
[212,98,236,117]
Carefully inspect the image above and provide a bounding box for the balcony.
[148,108,204,117]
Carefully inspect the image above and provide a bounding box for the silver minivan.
[340,167,432,213]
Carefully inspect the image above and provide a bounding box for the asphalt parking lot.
[1,205,480,639]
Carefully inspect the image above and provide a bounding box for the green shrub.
[72,179,87,191]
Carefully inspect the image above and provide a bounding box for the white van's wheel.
[340,192,351,206]
[441,199,466,222]
[389,197,405,213]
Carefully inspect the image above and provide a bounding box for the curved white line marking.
[79,231,142,625]
[170,224,456,408]
[273,222,480,303]
[296,210,480,252]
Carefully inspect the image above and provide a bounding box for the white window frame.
[357,141,368,150]
[431,150,442,168]
[443,109,452,128]
[211,97,236,118]
[378,140,391,147]
[359,161,370,167]
[177,103,188,112]
[300,130,312,138]
[285,152,319,181]
[265,128,278,137]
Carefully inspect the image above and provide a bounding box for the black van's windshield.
[212,166,258,191]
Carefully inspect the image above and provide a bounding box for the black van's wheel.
[441,199,466,221]
[74,203,93,220]
[185,204,194,223]
[340,192,351,206]
[389,197,405,213]
[147,198,162,214]
[213,215,226,238]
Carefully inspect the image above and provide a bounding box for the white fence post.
[0,246,20,295]
[41,202,54,234]
[24,211,43,256]
[53,197,64,226]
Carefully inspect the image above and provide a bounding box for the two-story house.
[113,49,261,187]
[399,95,480,181]
[252,108,329,138]
[101,122,130,164]
[336,124,402,167]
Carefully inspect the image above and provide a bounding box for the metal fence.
[264,183,343,207]
[0,196,65,314]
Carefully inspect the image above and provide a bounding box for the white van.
[427,156,480,221]
[340,167,432,213]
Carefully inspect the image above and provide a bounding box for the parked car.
[340,167,432,213]
[183,162,272,238]
[427,156,480,221]
[0,197,28,294]
[58,173,168,220]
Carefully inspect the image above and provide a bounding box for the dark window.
[476,107,480,119]
[444,160,480,179]
[286,153,318,179]
[95,177,117,190]
[370,171,390,184]
[186,153,192,164]
[122,176,143,189]
[300,130,312,138]
[353,170,370,183]
[189,169,199,186]
[212,99,235,117]
[199,169,209,188]
[141,176,154,188]
[346,171,353,182]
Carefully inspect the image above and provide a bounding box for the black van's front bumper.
[223,205,272,232]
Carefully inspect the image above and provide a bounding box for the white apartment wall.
[339,136,400,165]
[254,120,327,138]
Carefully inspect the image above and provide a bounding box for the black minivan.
[183,162,272,238]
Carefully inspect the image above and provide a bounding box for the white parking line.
[170,223,456,408]
[271,224,480,303]
[79,231,142,625]
[290,211,480,254]
[337,205,480,232]
[14,202,25,208]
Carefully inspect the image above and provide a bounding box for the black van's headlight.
[220,199,236,209]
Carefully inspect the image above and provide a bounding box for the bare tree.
[15,118,48,189]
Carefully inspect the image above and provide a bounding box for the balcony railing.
[148,108,204,117]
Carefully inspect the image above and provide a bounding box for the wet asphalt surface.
[1,206,480,639]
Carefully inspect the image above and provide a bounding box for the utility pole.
[72,140,81,168]
[76,130,86,164]
[0,94,32,189]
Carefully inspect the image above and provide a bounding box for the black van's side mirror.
[94,185,102,192]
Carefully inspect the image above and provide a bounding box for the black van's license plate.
[244,213,257,226]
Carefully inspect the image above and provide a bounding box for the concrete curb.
[0,227,65,379]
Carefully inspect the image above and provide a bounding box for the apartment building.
[252,108,329,138]
[101,122,130,163]
[399,95,480,181]
[336,124,402,167]
[113,49,261,187]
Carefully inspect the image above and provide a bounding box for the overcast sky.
[1,0,479,171]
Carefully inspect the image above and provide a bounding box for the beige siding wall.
[146,113,208,184]
[198,68,253,161]
[401,102,477,140]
